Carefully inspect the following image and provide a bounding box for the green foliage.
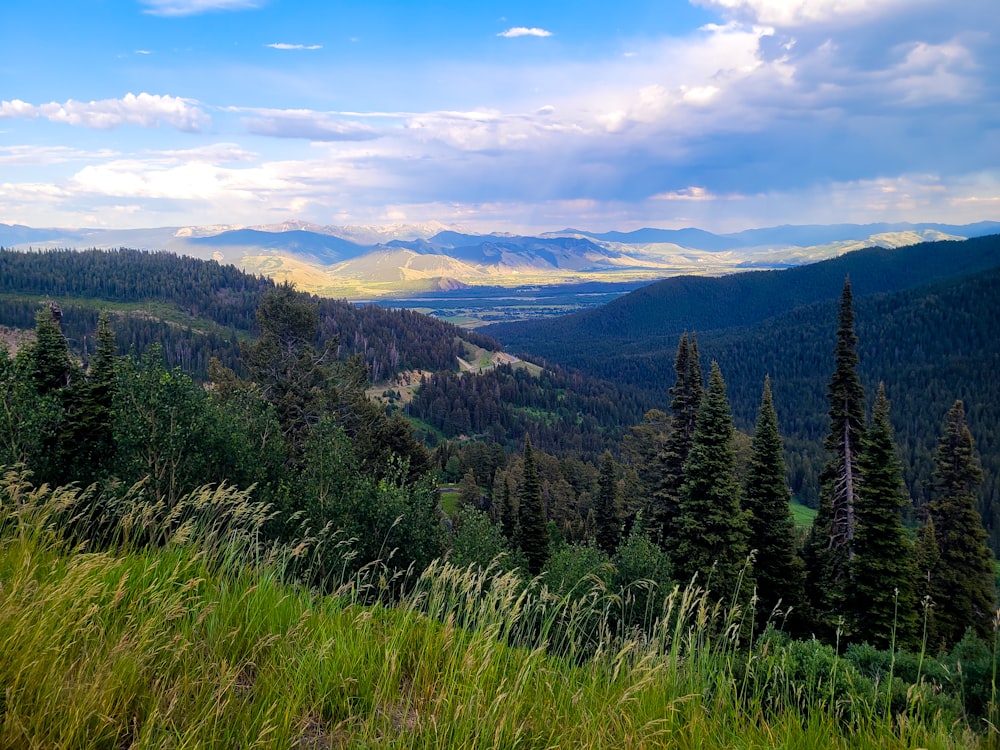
[849,384,919,649]
[457,467,482,509]
[447,506,519,572]
[673,362,752,603]
[296,418,446,589]
[651,333,703,548]
[594,451,620,555]
[927,400,996,647]
[806,279,866,636]
[611,523,673,630]
[0,472,988,749]
[744,376,806,630]
[517,436,549,574]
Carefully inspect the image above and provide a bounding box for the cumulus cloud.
[0,93,208,132]
[266,43,322,51]
[498,27,553,38]
[139,0,260,17]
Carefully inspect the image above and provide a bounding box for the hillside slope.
[484,234,1000,358]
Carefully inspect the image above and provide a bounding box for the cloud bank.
[0,93,209,132]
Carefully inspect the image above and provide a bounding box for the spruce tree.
[848,383,918,649]
[743,376,805,629]
[518,435,549,574]
[927,400,995,646]
[805,278,865,634]
[595,451,620,555]
[652,333,703,549]
[60,311,119,486]
[673,361,752,601]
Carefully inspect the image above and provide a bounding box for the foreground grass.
[0,479,984,748]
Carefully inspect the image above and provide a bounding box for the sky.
[1,0,998,234]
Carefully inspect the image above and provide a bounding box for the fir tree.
[595,451,620,555]
[497,475,517,543]
[518,435,549,574]
[927,400,995,646]
[743,376,805,629]
[26,304,75,395]
[652,332,703,549]
[805,278,865,634]
[848,383,918,649]
[673,361,752,601]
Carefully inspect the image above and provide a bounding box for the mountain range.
[4,220,999,298]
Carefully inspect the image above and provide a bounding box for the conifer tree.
[927,400,995,645]
[497,475,518,542]
[652,332,703,548]
[743,376,805,629]
[60,311,119,485]
[518,435,549,574]
[805,278,865,633]
[595,451,620,555]
[848,383,918,649]
[26,304,75,395]
[457,467,482,509]
[673,361,752,600]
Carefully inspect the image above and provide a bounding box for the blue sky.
[1,0,997,233]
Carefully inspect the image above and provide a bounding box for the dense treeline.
[1,290,444,585]
[485,239,1000,548]
[0,247,497,383]
[3,249,1000,736]
[485,233,1000,353]
[461,282,995,655]
[409,364,647,460]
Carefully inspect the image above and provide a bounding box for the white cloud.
[0,93,209,132]
[694,0,915,27]
[139,0,260,17]
[266,43,323,51]
[498,27,553,38]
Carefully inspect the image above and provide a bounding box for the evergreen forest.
[2,241,1000,746]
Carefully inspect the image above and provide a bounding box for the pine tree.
[518,435,549,574]
[673,361,752,601]
[927,400,995,646]
[595,451,620,555]
[805,278,865,634]
[848,383,918,649]
[743,376,805,629]
[652,333,703,549]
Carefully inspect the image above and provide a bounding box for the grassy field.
[0,473,989,749]
[790,497,819,528]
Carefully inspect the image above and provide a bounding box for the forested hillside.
[0,247,496,382]
[3,242,1000,736]
[481,236,1000,547]
[484,234,1000,350]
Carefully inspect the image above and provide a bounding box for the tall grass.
[0,469,986,748]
